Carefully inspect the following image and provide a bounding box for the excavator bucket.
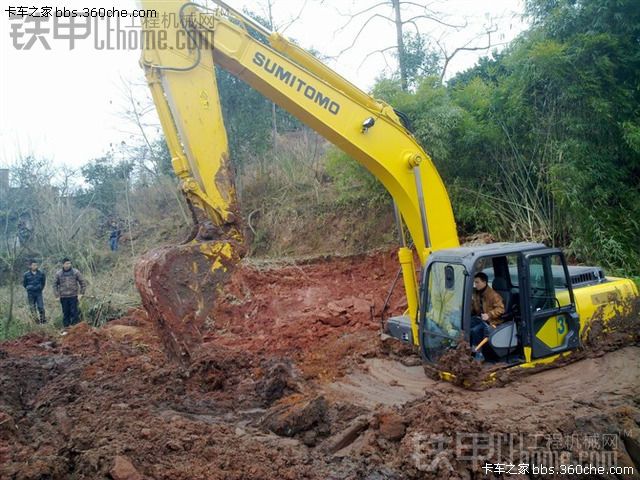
[135,237,244,365]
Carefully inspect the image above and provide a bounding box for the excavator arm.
[136,0,459,360]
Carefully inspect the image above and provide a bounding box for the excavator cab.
[412,243,581,365]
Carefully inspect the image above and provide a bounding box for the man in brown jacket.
[54,258,87,328]
[470,272,505,349]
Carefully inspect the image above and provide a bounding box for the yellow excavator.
[136,0,638,374]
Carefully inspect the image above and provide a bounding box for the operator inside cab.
[470,272,505,351]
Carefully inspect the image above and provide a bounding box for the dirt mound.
[1,250,639,480]
[0,314,321,479]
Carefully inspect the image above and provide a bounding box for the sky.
[0,0,527,170]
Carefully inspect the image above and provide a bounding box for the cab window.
[528,255,557,311]
[426,262,466,337]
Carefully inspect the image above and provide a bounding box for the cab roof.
[430,242,547,264]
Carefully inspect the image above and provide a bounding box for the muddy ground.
[1,250,639,479]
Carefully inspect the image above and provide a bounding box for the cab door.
[521,250,580,360]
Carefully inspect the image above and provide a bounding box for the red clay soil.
[206,250,408,381]
[1,250,639,480]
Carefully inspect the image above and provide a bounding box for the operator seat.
[487,277,519,358]
[492,277,512,313]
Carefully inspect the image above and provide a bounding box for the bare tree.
[0,156,49,336]
[245,0,312,156]
[116,77,191,225]
[0,206,25,337]
[331,0,510,89]
[265,0,279,155]
[435,20,500,84]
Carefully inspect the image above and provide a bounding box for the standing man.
[109,222,122,252]
[54,258,87,328]
[23,260,46,324]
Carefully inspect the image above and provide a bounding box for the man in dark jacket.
[23,260,46,323]
[109,222,121,252]
[54,258,87,328]
[470,272,505,350]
